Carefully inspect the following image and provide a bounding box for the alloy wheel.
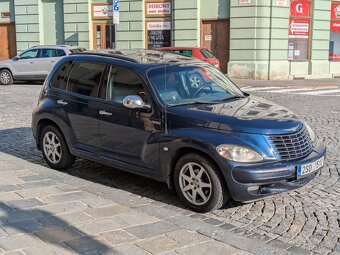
[0,72,10,84]
[179,162,212,206]
[43,132,62,164]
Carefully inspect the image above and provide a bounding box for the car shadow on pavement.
[0,127,238,211]
[0,202,114,254]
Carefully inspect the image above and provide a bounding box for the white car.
[0,45,85,85]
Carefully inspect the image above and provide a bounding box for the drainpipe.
[267,0,273,80]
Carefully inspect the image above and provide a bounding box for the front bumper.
[225,141,326,202]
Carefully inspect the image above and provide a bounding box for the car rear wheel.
[0,70,13,85]
[40,125,74,170]
[174,153,228,213]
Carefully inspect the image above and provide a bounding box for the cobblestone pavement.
[0,84,339,255]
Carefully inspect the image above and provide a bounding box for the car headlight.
[216,144,263,163]
[304,123,316,142]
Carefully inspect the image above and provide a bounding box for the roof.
[71,49,204,66]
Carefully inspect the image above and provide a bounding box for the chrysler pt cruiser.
[32,50,326,213]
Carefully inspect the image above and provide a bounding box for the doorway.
[0,23,16,61]
[93,24,116,49]
[201,19,230,73]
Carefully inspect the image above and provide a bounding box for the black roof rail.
[70,51,140,63]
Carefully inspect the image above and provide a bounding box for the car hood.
[167,95,302,135]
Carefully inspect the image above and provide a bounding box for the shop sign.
[147,21,171,30]
[331,21,340,33]
[93,4,113,19]
[289,18,310,38]
[290,1,310,17]
[276,0,288,7]
[146,2,171,16]
[331,2,340,20]
[146,21,171,49]
[329,53,340,61]
[239,0,251,4]
[1,12,10,18]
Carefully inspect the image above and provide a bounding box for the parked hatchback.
[32,50,326,213]
[0,45,85,85]
[158,47,220,70]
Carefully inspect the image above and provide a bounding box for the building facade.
[0,0,340,79]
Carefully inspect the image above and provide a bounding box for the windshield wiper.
[168,101,213,107]
[215,94,247,102]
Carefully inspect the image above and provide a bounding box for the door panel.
[11,49,42,78]
[201,20,230,73]
[93,24,115,49]
[0,23,16,61]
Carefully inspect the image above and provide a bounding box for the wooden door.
[93,23,116,49]
[201,20,230,73]
[0,23,17,61]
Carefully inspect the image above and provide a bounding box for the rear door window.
[41,49,58,58]
[50,61,73,90]
[57,49,66,57]
[67,61,106,98]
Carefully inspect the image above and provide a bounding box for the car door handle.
[57,99,68,106]
[29,62,34,64]
[99,110,112,116]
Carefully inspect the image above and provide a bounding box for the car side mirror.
[123,95,151,110]
[13,56,20,61]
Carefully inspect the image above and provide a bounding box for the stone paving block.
[18,180,56,189]
[41,191,93,204]
[34,226,84,243]
[64,236,114,254]
[0,177,24,185]
[176,240,251,255]
[0,185,22,193]
[37,201,88,216]
[166,230,210,245]
[82,196,118,209]
[2,170,36,178]
[76,218,126,235]
[16,186,64,198]
[6,198,44,210]
[0,192,22,201]
[24,243,77,255]
[101,243,150,255]
[125,221,180,239]
[101,230,138,245]
[0,234,44,250]
[0,228,7,237]
[114,211,159,227]
[3,209,43,223]
[19,175,51,182]
[136,235,184,254]
[84,204,131,219]
[2,219,45,235]
[37,211,94,227]
[1,251,26,255]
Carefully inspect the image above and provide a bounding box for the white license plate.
[297,156,324,178]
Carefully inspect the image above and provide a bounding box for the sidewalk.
[0,151,300,255]
[231,78,340,89]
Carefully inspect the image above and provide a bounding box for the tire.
[174,153,228,213]
[40,125,75,170]
[0,70,13,85]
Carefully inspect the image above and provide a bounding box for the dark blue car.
[32,50,326,213]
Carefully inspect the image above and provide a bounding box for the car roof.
[30,45,84,50]
[68,49,205,70]
[158,47,200,50]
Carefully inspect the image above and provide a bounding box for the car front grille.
[267,126,314,160]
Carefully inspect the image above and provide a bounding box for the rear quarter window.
[200,49,214,59]
[50,61,73,90]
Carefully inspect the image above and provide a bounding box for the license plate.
[297,156,324,178]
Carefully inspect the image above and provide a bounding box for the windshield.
[147,65,245,106]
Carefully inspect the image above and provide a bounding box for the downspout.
[267,0,273,80]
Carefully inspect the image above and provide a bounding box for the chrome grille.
[267,126,314,160]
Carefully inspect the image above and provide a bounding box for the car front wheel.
[40,125,75,170]
[174,153,228,213]
[0,70,13,85]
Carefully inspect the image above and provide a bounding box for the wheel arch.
[36,118,67,151]
[166,146,228,191]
